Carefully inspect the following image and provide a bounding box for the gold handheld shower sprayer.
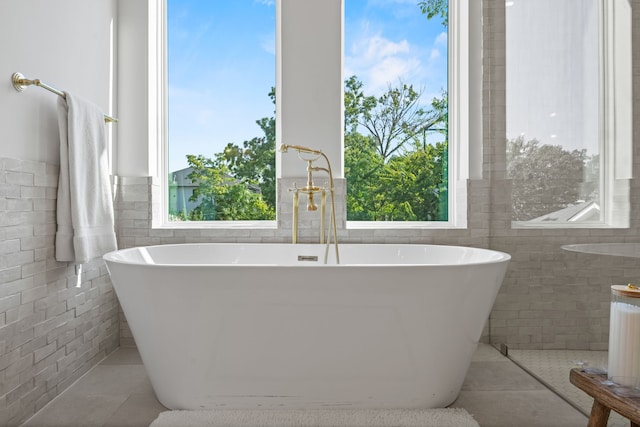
[281,144,340,264]
[280,144,322,155]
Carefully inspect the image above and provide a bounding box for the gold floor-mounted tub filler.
[280,144,339,264]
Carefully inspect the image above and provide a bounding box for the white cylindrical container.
[608,284,640,387]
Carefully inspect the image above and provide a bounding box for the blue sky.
[167,0,448,172]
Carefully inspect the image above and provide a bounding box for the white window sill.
[347,221,466,230]
[511,221,628,229]
[153,220,467,230]
[155,221,278,230]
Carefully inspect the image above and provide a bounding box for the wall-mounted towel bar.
[11,72,118,123]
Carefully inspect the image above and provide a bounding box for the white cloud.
[435,31,448,46]
[368,56,421,90]
[254,0,274,5]
[345,27,422,94]
[260,32,276,55]
[364,36,410,60]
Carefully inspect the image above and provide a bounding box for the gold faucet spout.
[280,144,323,155]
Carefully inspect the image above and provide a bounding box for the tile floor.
[21,344,590,427]
[508,349,627,427]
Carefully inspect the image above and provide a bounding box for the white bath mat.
[148,408,480,427]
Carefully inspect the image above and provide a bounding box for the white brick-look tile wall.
[0,158,119,426]
[483,0,640,351]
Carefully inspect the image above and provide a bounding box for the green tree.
[186,154,275,220]
[507,137,590,221]
[181,88,276,221]
[216,88,276,210]
[418,0,448,27]
[345,76,443,161]
[582,154,600,202]
[344,76,448,221]
[344,132,385,220]
[372,141,447,221]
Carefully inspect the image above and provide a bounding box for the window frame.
[507,0,631,229]
[157,0,474,229]
[345,0,470,230]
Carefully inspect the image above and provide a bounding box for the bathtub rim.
[103,242,511,267]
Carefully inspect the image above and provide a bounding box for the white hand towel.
[56,92,117,263]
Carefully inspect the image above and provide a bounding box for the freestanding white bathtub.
[103,243,510,410]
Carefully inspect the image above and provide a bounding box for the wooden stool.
[570,368,640,427]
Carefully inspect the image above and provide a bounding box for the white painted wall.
[0,0,117,166]
[117,0,161,177]
[277,0,344,178]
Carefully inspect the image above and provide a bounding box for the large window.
[506,0,631,227]
[163,0,469,226]
[166,0,276,221]
[343,0,449,222]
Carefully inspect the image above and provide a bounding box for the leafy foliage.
[343,132,385,220]
[186,154,275,220]
[507,137,598,221]
[344,76,448,221]
[177,88,277,221]
[216,88,276,209]
[345,76,443,161]
[418,0,448,27]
